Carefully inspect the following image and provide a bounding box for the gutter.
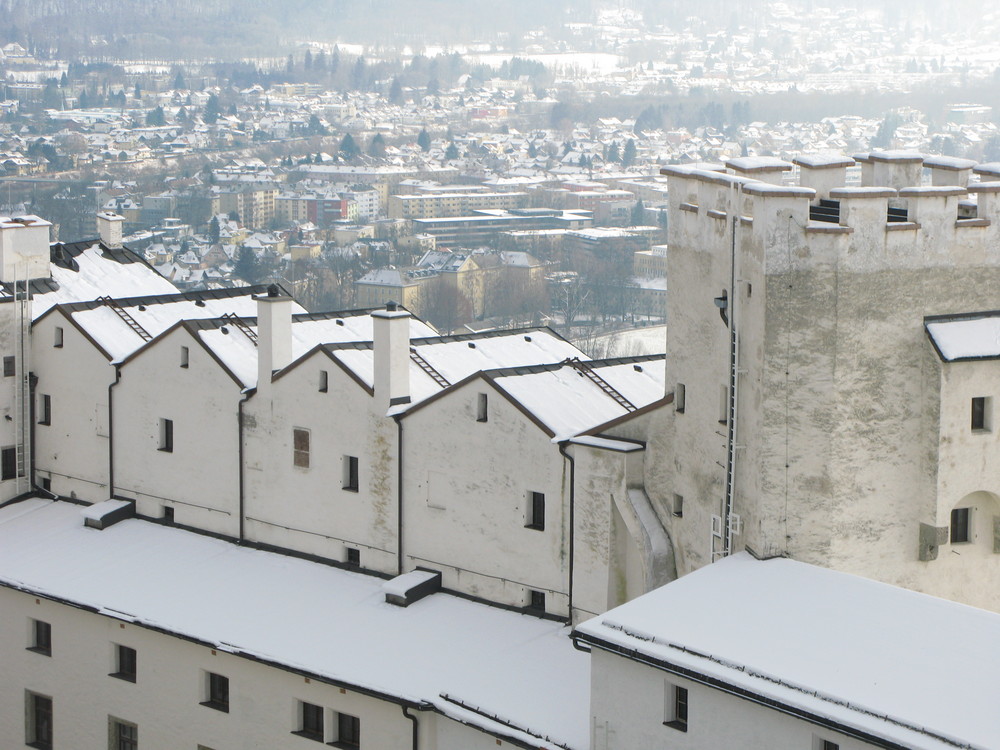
[558,441,575,623]
[108,365,121,496]
[402,705,419,750]
[237,390,252,542]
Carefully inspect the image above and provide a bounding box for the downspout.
[558,441,575,624]
[402,705,419,750]
[28,371,37,490]
[396,416,404,576]
[108,365,121,497]
[237,390,252,542]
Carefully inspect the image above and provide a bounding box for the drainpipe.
[558,441,575,624]
[396,417,404,576]
[402,706,419,750]
[237,390,252,542]
[108,365,121,497]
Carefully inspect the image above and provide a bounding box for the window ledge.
[663,720,688,732]
[109,672,136,683]
[27,742,53,750]
[292,730,325,743]
[342,486,359,493]
[199,700,229,713]
[26,646,51,656]
[524,523,545,531]
[328,743,360,750]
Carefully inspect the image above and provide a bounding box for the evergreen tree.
[204,94,221,124]
[417,128,431,152]
[368,133,387,158]
[208,216,221,244]
[304,50,313,71]
[146,106,166,126]
[307,114,327,135]
[631,199,645,225]
[234,246,261,284]
[445,142,459,160]
[528,142,537,158]
[389,77,404,104]
[339,133,361,160]
[608,141,621,162]
[622,139,637,167]
[174,71,186,90]
[134,83,141,99]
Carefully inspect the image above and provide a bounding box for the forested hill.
[0,0,580,59]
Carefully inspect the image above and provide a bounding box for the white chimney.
[0,215,51,283]
[256,284,293,394]
[97,211,124,249]
[372,302,411,411]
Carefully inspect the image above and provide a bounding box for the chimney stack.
[372,301,411,412]
[96,211,124,249]
[0,215,51,283]
[256,284,292,394]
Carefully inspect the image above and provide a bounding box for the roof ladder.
[219,313,258,345]
[566,357,637,412]
[409,348,450,388]
[96,296,152,342]
[13,273,30,493]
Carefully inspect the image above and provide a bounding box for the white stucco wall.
[32,310,115,502]
[401,378,571,615]
[113,327,243,537]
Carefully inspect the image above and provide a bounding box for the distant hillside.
[0,0,583,59]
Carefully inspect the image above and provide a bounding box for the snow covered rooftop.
[19,241,178,318]
[60,287,306,363]
[0,499,589,750]
[925,311,1000,361]
[575,553,1000,750]
[487,355,666,441]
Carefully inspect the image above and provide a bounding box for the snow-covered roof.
[925,311,1000,361]
[575,553,1000,750]
[488,356,666,440]
[62,287,305,362]
[329,327,589,412]
[0,499,588,750]
[13,242,178,318]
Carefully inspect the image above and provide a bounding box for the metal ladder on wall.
[409,348,450,388]
[566,357,637,412]
[220,313,258,345]
[13,274,30,492]
[96,296,152,342]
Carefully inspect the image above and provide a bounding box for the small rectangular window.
[202,672,229,712]
[109,717,138,750]
[180,346,189,368]
[158,418,173,452]
[3,356,14,377]
[672,494,684,518]
[528,589,545,612]
[526,491,545,530]
[951,507,971,544]
[971,396,990,431]
[29,619,51,655]
[112,644,137,682]
[334,712,360,749]
[296,701,324,742]
[293,428,310,468]
[319,370,328,393]
[54,327,63,348]
[162,506,174,523]
[476,392,488,422]
[346,547,360,566]
[342,455,359,491]
[1,446,17,480]
[38,394,51,425]
[663,682,688,731]
[821,741,840,750]
[674,383,685,413]
[26,691,53,750]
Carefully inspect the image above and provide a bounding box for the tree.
[146,106,166,126]
[422,278,472,333]
[234,246,262,284]
[134,83,141,100]
[174,71,186,90]
[339,133,361,160]
[307,114,327,136]
[204,94,221,124]
[417,128,431,152]
[608,141,621,163]
[622,139,637,167]
[209,217,221,244]
[368,133,387,158]
[631,199,645,225]
[389,77,404,104]
[444,141,459,160]
[527,142,537,158]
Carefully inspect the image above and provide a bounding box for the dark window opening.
[346,548,360,566]
[951,507,971,544]
[476,393,488,422]
[296,701,324,742]
[26,692,52,750]
[343,455,359,491]
[293,428,310,468]
[29,619,51,655]
[526,491,545,530]
[3,355,14,376]
[664,684,688,731]
[971,396,989,431]
[528,590,545,612]
[38,394,51,425]
[333,713,360,749]
[110,718,137,750]
[158,418,173,452]
[112,644,137,682]
[202,672,229,712]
